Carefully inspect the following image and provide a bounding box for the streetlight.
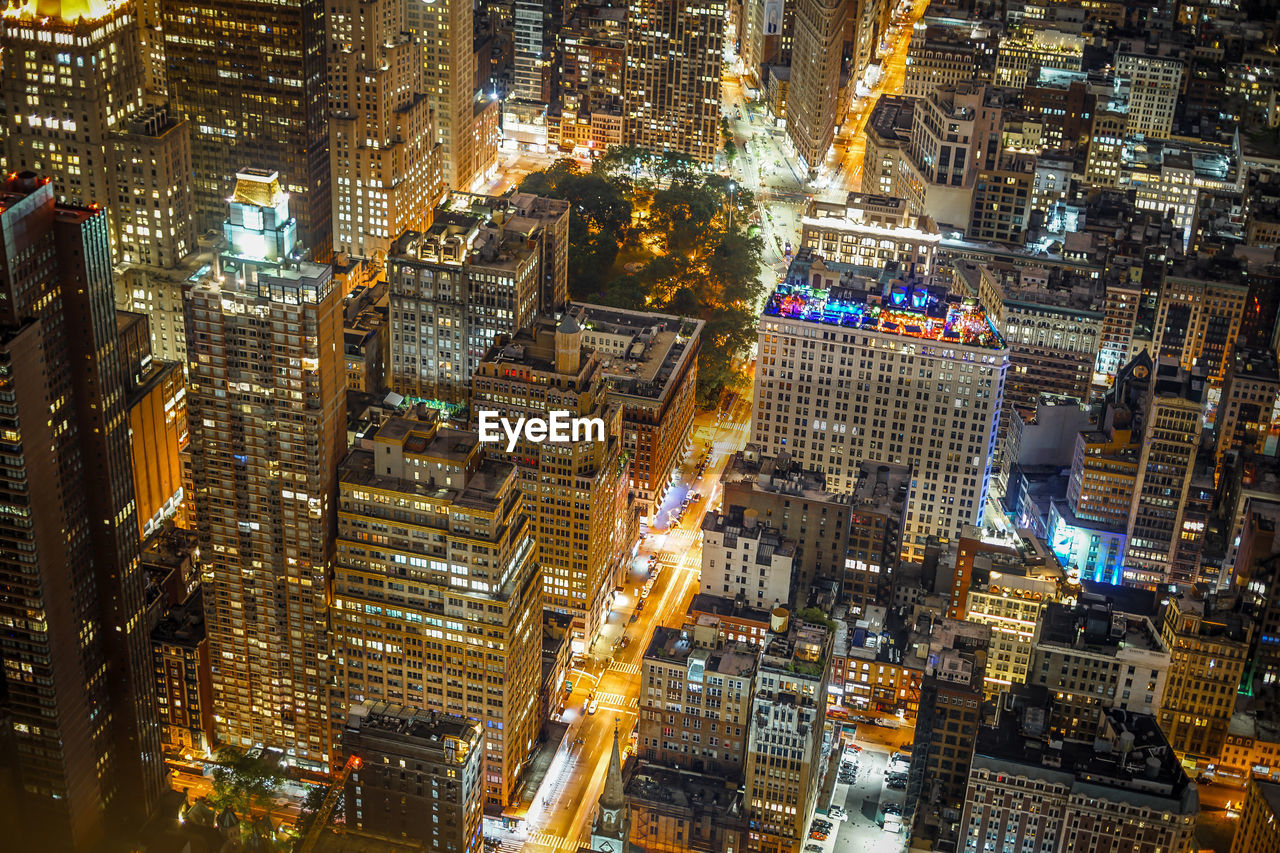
[727,180,737,232]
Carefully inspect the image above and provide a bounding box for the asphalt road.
[512,394,756,852]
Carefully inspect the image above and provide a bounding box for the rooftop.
[702,508,796,564]
[851,461,912,513]
[974,695,1197,814]
[625,762,745,816]
[565,302,702,401]
[643,626,760,678]
[346,700,480,754]
[764,260,1005,351]
[721,445,844,502]
[1038,597,1166,656]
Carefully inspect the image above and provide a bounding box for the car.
[829,806,846,817]
[888,779,907,790]
[629,611,640,623]
[1197,774,1214,785]
[804,845,823,853]
[808,832,827,841]
[588,696,599,715]
[619,635,631,648]
[883,804,901,815]
[812,821,832,831]
[829,811,847,822]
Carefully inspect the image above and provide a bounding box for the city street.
[502,392,755,852]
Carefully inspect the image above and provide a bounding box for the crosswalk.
[609,661,640,675]
[524,831,580,852]
[596,691,639,710]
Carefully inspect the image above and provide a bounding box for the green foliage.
[796,606,837,633]
[519,147,766,407]
[208,747,285,818]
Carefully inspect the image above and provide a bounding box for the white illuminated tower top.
[223,168,298,263]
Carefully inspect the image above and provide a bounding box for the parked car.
[588,695,599,715]
[804,845,823,852]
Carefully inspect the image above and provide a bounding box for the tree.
[520,145,768,405]
[208,747,285,818]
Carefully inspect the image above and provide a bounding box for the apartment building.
[185,168,345,770]
[907,616,991,821]
[721,445,858,603]
[624,0,727,164]
[387,192,569,403]
[994,27,1084,89]
[863,95,914,196]
[569,302,702,518]
[702,509,796,610]
[1029,595,1171,737]
[1232,779,1280,853]
[109,105,197,269]
[1216,348,1280,477]
[902,82,1004,229]
[963,559,1064,698]
[328,0,443,259]
[905,22,986,99]
[1116,45,1186,138]
[343,701,484,852]
[639,626,759,775]
[330,419,541,807]
[744,617,833,853]
[471,315,632,645]
[1158,591,1251,764]
[962,693,1198,853]
[843,462,911,612]
[1123,361,1207,588]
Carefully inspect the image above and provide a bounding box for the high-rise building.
[1116,44,1185,139]
[993,27,1084,89]
[185,168,344,768]
[329,417,542,807]
[720,445,861,603]
[840,462,912,612]
[513,0,561,103]
[1152,256,1248,384]
[109,104,198,268]
[744,617,832,853]
[1216,348,1280,478]
[409,0,497,190]
[624,0,727,165]
[786,0,848,175]
[0,172,162,850]
[701,508,796,610]
[863,95,914,197]
[1048,353,1150,584]
[1029,594,1170,738]
[151,588,215,755]
[800,193,941,272]
[552,4,626,154]
[901,82,1004,228]
[328,0,443,260]
[471,315,632,647]
[343,700,484,852]
[752,252,1008,560]
[962,692,1199,853]
[569,303,702,520]
[962,549,1064,698]
[117,310,188,537]
[163,0,332,254]
[1157,590,1251,764]
[639,626,758,775]
[905,616,990,822]
[387,192,569,404]
[1123,360,1206,588]
[1083,107,1127,187]
[1233,778,1280,853]
[0,0,143,213]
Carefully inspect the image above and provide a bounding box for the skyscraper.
[786,0,848,175]
[163,0,332,254]
[330,418,542,807]
[409,0,497,190]
[624,0,727,164]
[752,252,1008,560]
[471,315,632,647]
[0,0,143,211]
[328,0,444,260]
[185,169,344,768]
[0,172,162,851]
[1123,360,1206,588]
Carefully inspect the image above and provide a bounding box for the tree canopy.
[518,149,765,406]
[207,747,285,818]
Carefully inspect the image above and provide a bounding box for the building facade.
[329,418,542,807]
[752,252,1007,560]
[185,169,345,768]
[343,700,484,852]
